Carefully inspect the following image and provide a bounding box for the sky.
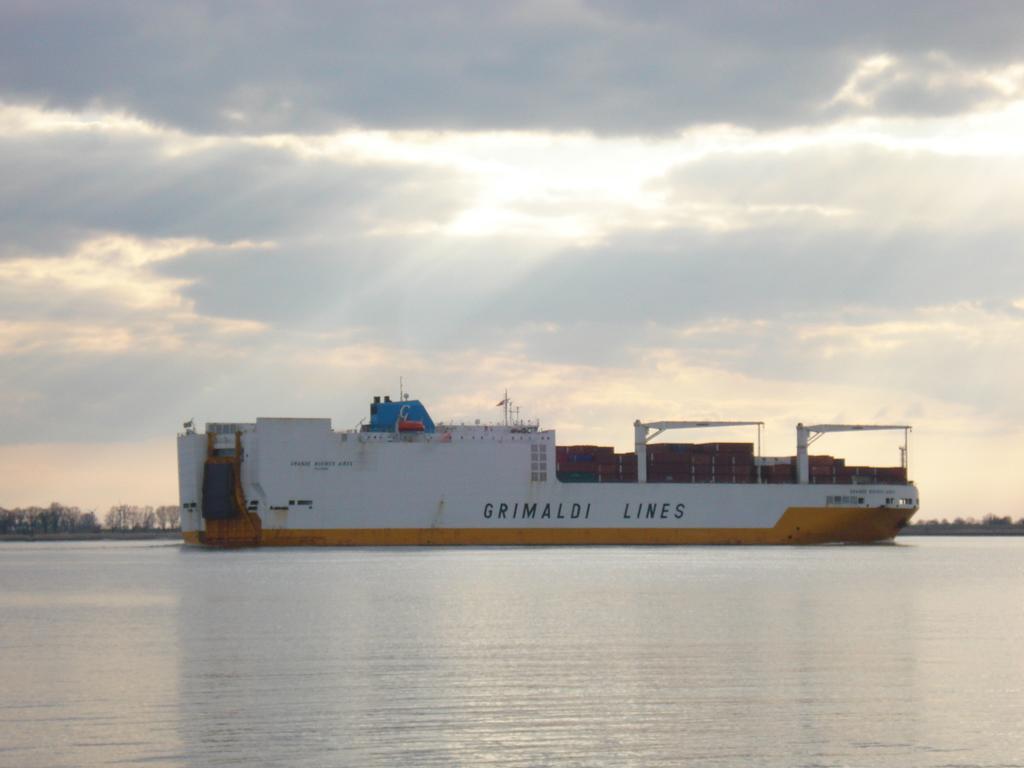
[2,1,1023,520]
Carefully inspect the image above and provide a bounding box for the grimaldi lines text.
[484,502,592,520]
[177,394,918,546]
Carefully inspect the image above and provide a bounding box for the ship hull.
[177,413,919,547]
[182,505,913,547]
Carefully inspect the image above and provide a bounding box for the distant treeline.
[904,514,1024,535]
[910,515,1024,528]
[0,503,181,534]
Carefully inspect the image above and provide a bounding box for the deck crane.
[796,423,911,484]
[634,420,764,484]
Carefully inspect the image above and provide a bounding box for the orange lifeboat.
[398,420,425,432]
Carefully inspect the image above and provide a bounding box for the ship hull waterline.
[184,506,914,547]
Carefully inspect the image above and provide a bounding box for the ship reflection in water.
[1,539,1022,767]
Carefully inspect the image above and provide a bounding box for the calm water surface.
[1,538,1022,767]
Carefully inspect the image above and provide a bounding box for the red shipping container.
[710,442,755,454]
[654,455,695,467]
[874,467,907,482]
[646,444,675,455]
[563,445,615,456]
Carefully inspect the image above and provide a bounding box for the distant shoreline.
[900,526,1024,537]
[0,531,183,542]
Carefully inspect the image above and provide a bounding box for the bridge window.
[531,442,548,482]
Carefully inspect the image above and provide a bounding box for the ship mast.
[497,389,510,426]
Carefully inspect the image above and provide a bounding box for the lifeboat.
[398,420,426,433]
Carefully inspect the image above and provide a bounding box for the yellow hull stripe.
[183,506,914,547]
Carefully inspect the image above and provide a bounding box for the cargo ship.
[176,394,918,546]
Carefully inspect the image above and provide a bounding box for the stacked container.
[554,445,905,485]
[556,445,615,482]
[557,442,758,483]
[761,460,796,484]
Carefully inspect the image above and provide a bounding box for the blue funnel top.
[367,396,436,433]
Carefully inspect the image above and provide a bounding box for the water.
[1,539,1022,767]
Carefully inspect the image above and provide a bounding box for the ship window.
[828,495,866,506]
[531,441,548,481]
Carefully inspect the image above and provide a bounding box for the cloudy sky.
[2,1,1023,520]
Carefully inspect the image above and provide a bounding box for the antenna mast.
[497,389,511,425]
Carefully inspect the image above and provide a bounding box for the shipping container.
[561,445,615,457]
[652,455,695,467]
[557,461,598,473]
[873,467,908,482]
[708,442,755,454]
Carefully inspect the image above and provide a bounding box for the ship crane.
[796,423,911,484]
[634,420,764,484]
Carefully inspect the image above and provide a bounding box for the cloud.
[0,109,471,258]
[3,99,1023,454]
[7,98,1024,268]
[825,53,1024,117]
[3,2,1024,135]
